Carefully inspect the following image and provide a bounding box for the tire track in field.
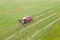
[19,5,60,34]
[18,5,60,34]
[28,18,60,40]
[4,5,60,40]
[5,13,56,40]
[19,13,57,33]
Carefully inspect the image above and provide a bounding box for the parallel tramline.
[4,6,59,40]
[19,12,60,40]
[9,6,59,39]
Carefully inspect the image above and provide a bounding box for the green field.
[0,0,60,40]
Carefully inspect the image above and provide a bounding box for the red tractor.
[18,16,33,26]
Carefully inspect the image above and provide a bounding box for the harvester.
[18,16,33,26]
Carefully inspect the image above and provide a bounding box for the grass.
[11,7,60,40]
[35,21,60,40]
[0,0,60,40]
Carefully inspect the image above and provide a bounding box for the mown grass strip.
[28,18,60,40]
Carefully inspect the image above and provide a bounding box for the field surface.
[0,0,60,40]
